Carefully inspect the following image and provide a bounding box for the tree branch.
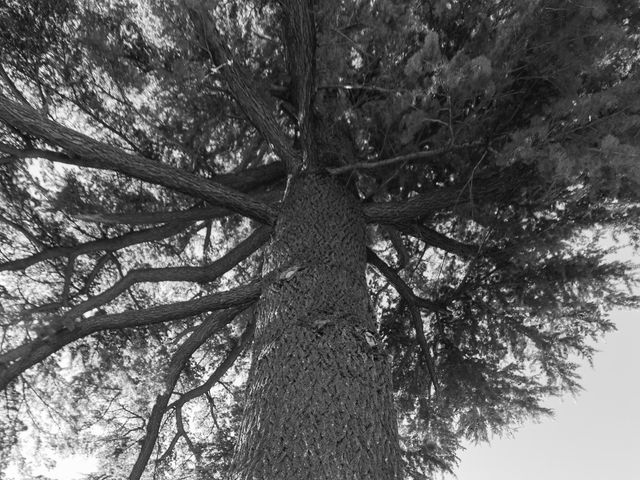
[382,225,409,269]
[329,142,482,175]
[70,190,282,226]
[1,140,285,195]
[157,429,182,466]
[70,207,232,226]
[63,225,271,320]
[0,95,276,223]
[397,224,480,258]
[0,221,192,272]
[0,212,44,248]
[0,282,262,391]
[363,164,529,224]
[168,317,255,410]
[366,248,440,393]
[216,161,286,192]
[184,2,300,172]
[81,253,113,295]
[366,249,446,315]
[175,406,200,460]
[0,64,31,107]
[129,307,244,480]
[364,187,470,224]
[278,0,317,165]
[398,224,511,266]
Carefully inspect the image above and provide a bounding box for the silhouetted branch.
[0,222,192,272]
[398,224,511,266]
[71,191,282,226]
[70,207,230,226]
[0,282,262,391]
[176,406,200,459]
[0,64,31,107]
[366,249,446,314]
[156,402,203,464]
[215,161,286,192]
[367,248,440,393]
[329,142,482,175]
[157,429,181,465]
[61,256,75,305]
[363,165,529,224]
[129,307,244,480]
[168,318,255,410]
[63,226,272,320]
[364,187,469,224]
[14,302,64,318]
[0,95,276,223]
[81,253,113,295]
[382,226,410,269]
[0,213,43,248]
[397,224,480,258]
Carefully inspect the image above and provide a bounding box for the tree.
[1,0,639,478]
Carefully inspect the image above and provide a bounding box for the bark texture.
[230,173,402,479]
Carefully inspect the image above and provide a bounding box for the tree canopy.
[1,0,639,478]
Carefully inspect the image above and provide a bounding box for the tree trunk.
[230,172,402,479]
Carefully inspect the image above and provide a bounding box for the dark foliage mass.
[0,0,639,478]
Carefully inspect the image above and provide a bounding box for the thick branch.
[382,226,409,269]
[185,2,299,172]
[0,282,262,391]
[0,222,192,272]
[71,207,231,226]
[82,253,113,294]
[216,161,286,192]
[278,0,316,164]
[129,307,244,480]
[63,225,271,320]
[363,165,529,224]
[1,140,285,194]
[0,95,276,223]
[130,308,243,480]
[367,249,440,393]
[366,249,446,314]
[398,224,511,265]
[71,191,282,226]
[364,187,468,224]
[0,64,31,107]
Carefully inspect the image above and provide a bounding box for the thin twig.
[329,142,481,175]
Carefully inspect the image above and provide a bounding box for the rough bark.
[230,173,402,479]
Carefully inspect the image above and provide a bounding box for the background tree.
[1,0,639,478]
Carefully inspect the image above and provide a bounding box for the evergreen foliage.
[0,0,639,478]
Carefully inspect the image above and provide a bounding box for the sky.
[448,308,640,480]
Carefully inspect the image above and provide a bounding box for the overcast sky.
[449,308,640,480]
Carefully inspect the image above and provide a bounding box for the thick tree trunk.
[230,173,402,479]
